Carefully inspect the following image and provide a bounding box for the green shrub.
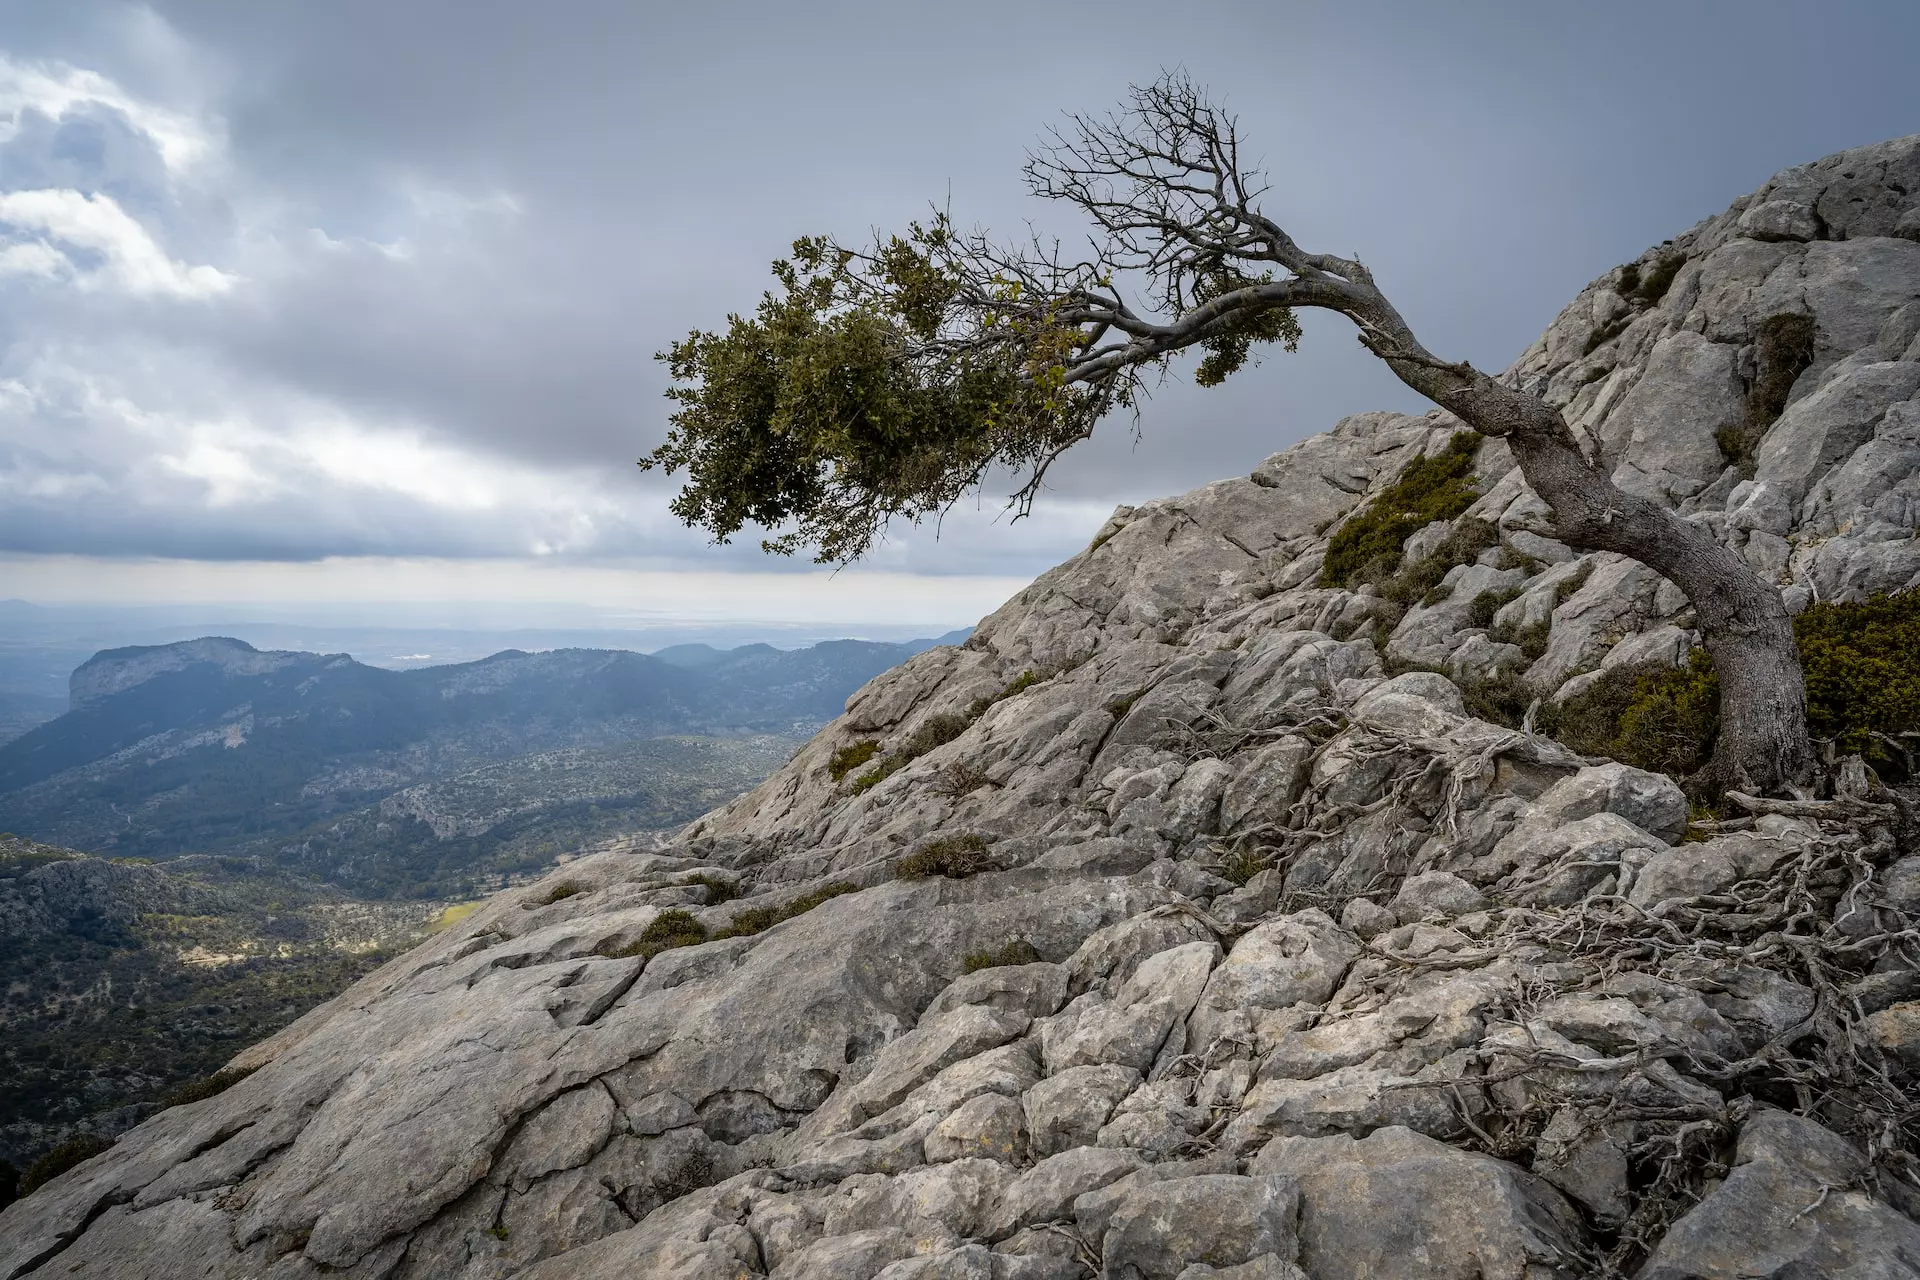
[895,834,994,881]
[1468,587,1522,631]
[686,873,738,906]
[1713,312,1819,478]
[1625,250,1686,308]
[1218,848,1270,887]
[534,880,585,906]
[1547,650,1721,780]
[158,1066,258,1110]
[1319,433,1484,589]
[712,881,859,938]
[961,939,1043,972]
[1547,589,1920,784]
[828,740,881,781]
[597,908,709,960]
[19,1134,111,1198]
[851,711,976,793]
[1797,588,1920,771]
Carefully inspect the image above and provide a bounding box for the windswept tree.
[643,73,1811,797]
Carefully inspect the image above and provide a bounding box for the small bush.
[534,880,585,906]
[686,873,738,906]
[895,834,994,881]
[1319,433,1484,589]
[828,740,881,782]
[159,1066,259,1110]
[19,1134,111,1198]
[931,760,997,798]
[1468,587,1523,631]
[1549,651,1721,779]
[1797,588,1920,773]
[851,712,975,793]
[597,908,709,960]
[961,939,1043,972]
[1376,519,1502,607]
[713,881,859,939]
[1626,250,1685,308]
[1582,312,1634,355]
[1218,848,1270,887]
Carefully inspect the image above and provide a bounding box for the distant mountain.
[0,633,958,894]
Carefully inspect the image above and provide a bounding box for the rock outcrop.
[5,137,1920,1279]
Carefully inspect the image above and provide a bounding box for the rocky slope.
[4,136,1920,1279]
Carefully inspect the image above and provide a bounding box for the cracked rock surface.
[6,137,1920,1280]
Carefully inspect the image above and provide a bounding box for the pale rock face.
[8,135,1920,1280]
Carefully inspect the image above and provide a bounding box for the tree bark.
[1343,287,1814,796]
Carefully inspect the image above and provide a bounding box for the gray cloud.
[0,0,1917,581]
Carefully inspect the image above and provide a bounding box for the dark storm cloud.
[0,0,1917,573]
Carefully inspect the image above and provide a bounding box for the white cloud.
[0,187,235,298]
[0,50,217,173]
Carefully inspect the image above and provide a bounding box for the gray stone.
[1095,1175,1301,1280]
[926,1093,1029,1165]
[1251,1126,1589,1280]
[1024,1065,1141,1157]
[1641,1109,1920,1279]
[1389,872,1489,925]
[986,1145,1144,1240]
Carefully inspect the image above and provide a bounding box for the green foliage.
[599,909,709,961]
[895,835,994,881]
[535,880,585,906]
[1721,313,1819,477]
[686,873,738,906]
[1796,588,1920,771]
[158,1065,258,1110]
[828,740,881,781]
[712,881,859,939]
[1318,434,1485,589]
[486,1225,510,1241]
[642,223,1096,563]
[961,939,1043,972]
[1618,251,1686,308]
[851,712,974,794]
[1549,651,1722,779]
[1468,587,1522,631]
[18,1133,110,1197]
[1190,265,1303,387]
[1218,848,1270,887]
[1544,589,1920,784]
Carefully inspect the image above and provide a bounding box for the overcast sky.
[0,1,1916,627]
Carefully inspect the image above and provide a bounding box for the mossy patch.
[1545,589,1920,784]
[713,881,858,939]
[686,872,739,905]
[961,939,1043,972]
[18,1133,111,1198]
[895,834,993,881]
[597,908,709,960]
[851,711,974,793]
[158,1066,259,1110]
[828,739,881,781]
[1319,433,1484,589]
[1797,588,1920,772]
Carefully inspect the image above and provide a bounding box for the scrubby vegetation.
[827,739,881,781]
[1719,312,1818,475]
[895,834,994,880]
[850,712,972,793]
[1319,433,1483,589]
[1548,588,1920,784]
[158,1065,259,1111]
[686,872,738,906]
[17,1132,111,1198]
[713,881,858,939]
[599,909,709,960]
[961,939,1042,972]
[533,880,585,905]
